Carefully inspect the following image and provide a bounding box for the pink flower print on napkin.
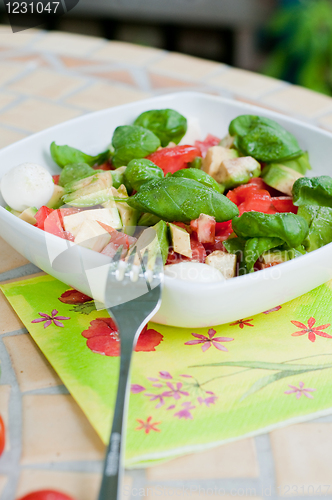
[174,402,196,420]
[31,310,70,329]
[284,381,316,399]
[185,328,233,352]
[291,317,332,343]
[162,382,189,400]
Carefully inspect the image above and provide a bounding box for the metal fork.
[97,242,164,500]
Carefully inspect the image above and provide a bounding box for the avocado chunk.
[62,171,114,207]
[18,206,38,225]
[221,156,261,189]
[202,146,239,182]
[103,184,139,236]
[275,152,311,175]
[169,223,192,258]
[47,184,65,209]
[138,213,161,226]
[261,249,290,265]
[261,164,303,196]
[5,206,21,217]
[205,250,237,279]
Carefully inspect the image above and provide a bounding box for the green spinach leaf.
[112,125,160,168]
[232,212,309,248]
[229,115,303,162]
[59,163,101,187]
[292,176,332,207]
[297,205,332,252]
[244,237,284,273]
[172,168,223,193]
[50,142,110,168]
[134,109,187,147]
[125,159,163,191]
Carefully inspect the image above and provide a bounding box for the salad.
[2,108,331,282]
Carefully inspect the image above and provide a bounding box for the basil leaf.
[125,159,164,191]
[298,205,332,252]
[172,168,223,193]
[232,212,309,248]
[112,125,160,168]
[292,176,332,207]
[244,237,283,273]
[229,115,303,162]
[50,142,110,168]
[134,109,187,147]
[59,163,101,187]
[125,177,239,223]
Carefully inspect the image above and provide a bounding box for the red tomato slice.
[190,214,215,244]
[18,491,75,500]
[93,161,112,171]
[195,134,220,157]
[35,206,53,230]
[146,145,201,174]
[43,209,79,241]
[204,235,228,254]
[272,196,298,214]
[166,236,206,264]
[215,220,233,238]
[0,415,5,457]
[239,195,277,215]
[52,175,60,185]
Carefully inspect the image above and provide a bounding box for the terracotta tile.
[0,291,24,334]
[0,98,82,133]
[0,236,29,273]
[144,490,261,500]
[0,27,40,47]
[91,70,136,87]
[31,31,103,57]
[0,91,17,111]
[262,86,332,119]
[148,53,223,81]
[3,334,62,392]
[149,72,197,89]
[207,68,282,100]
[60,56,101,68]
[21,394,105,464]
[8,68,85,100]
[0,62,27,86]
[66,82,150,111]
[0,385,10,451]
[16,470,132,500]
[93,41,163,66]
[16,470,100,500]
[271,423,332,494]
[146,438,258,480]
[0,476,8,497]
[0,125,27,148]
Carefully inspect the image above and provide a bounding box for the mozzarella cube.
[74,220,111,252]
[63,208,121,237]
[205,251,237,279]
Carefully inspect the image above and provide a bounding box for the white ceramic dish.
[1,92,332,328]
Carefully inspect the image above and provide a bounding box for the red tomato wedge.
[52,175,60,185]
[190,214,216,244]
[195,134,220,157]
[43,208,79,241]
[35,206,53,230]
[146,145,201,174]
[166,235,206,264]
[17,491,75,500]
[272,196,298,214]
[0,415,5,456]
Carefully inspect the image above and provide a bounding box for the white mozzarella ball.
[165,262,225,283]
[179,117,202,145]
[1,162,54,212]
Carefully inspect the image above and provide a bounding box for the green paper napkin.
[2,274,332,467]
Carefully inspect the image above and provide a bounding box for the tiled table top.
[1,24,332,500]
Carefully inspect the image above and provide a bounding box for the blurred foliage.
[263,0,332,95]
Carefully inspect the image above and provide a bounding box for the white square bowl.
[1,91,332,328]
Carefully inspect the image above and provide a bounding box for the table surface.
[1,25,332,500]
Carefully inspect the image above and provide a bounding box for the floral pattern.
[185,329,234,352]
[136,416,161,434]
[81,318,163,356]
[31,310,70,329]
[229,318,254,328]
[131,371,218,420]
[263,306,282,314]
[285,381,316,399]
[291,317,332,342]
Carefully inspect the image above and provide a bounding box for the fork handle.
[98,338,134,500]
